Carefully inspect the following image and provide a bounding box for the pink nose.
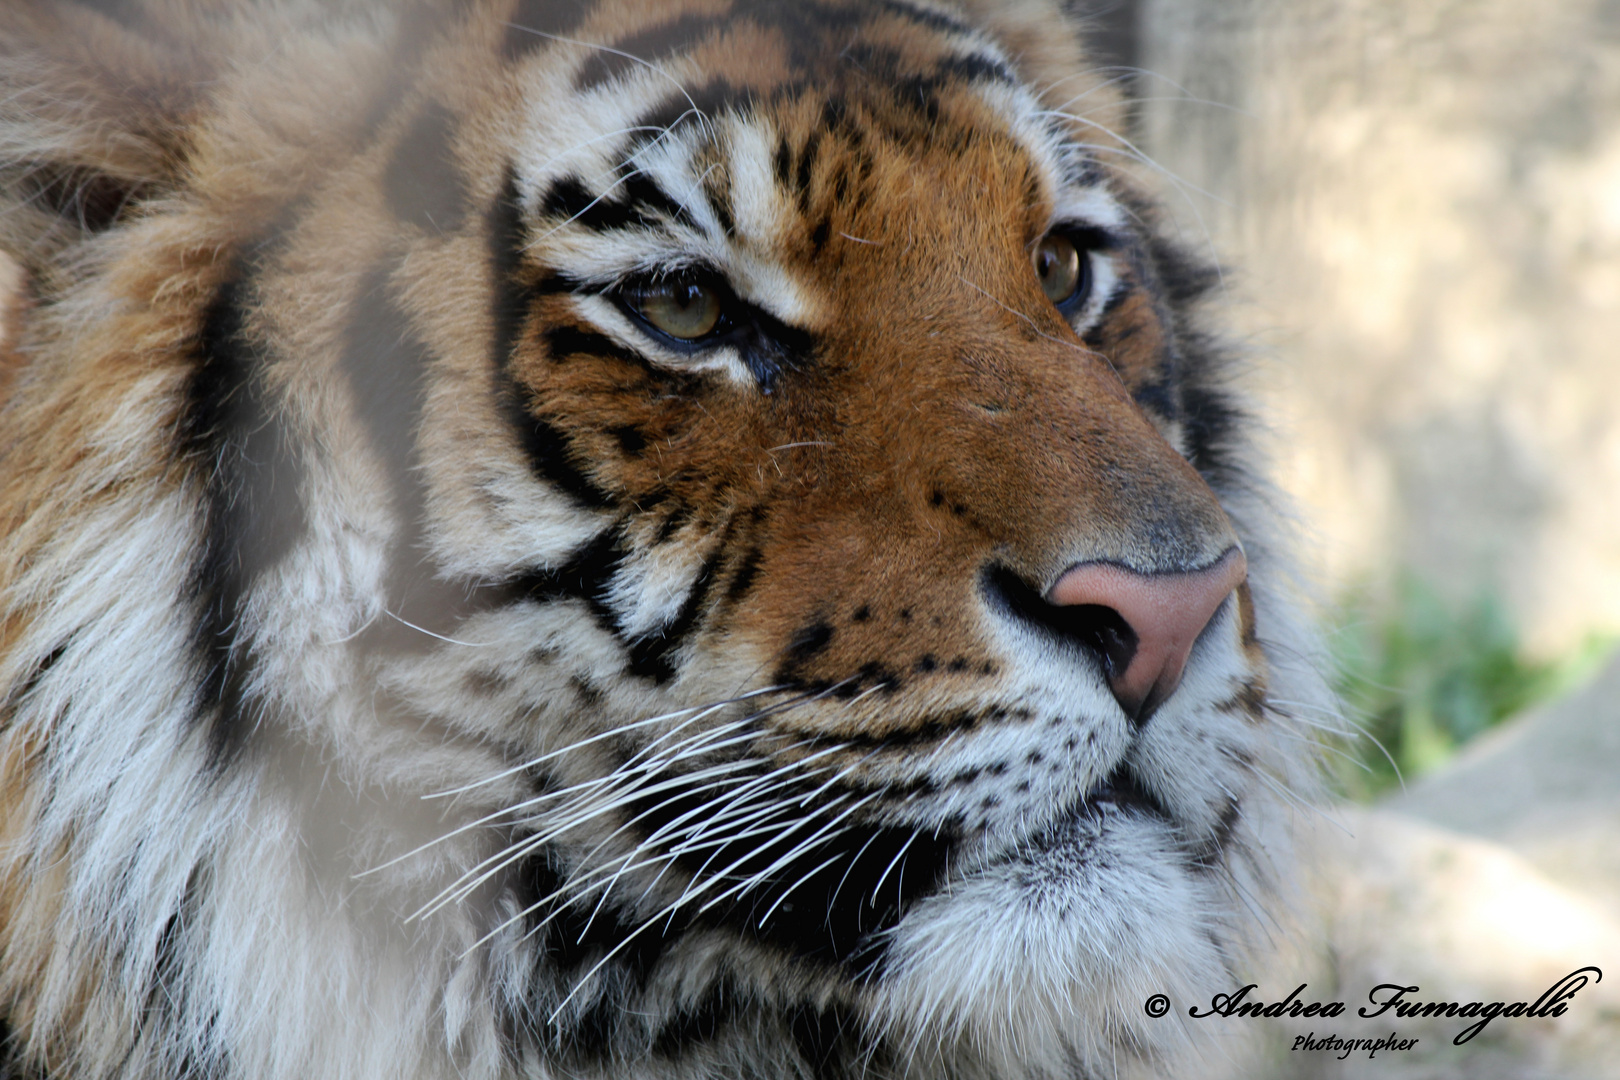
[1046,547,1247,722]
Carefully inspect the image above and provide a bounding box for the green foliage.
[1326,576,1615,800]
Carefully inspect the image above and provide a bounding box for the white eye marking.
[719,115,786,248]
[1052,186,1128,233]
[1070,250,1121,335]
[569,294,756,387]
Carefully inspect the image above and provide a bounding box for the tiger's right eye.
[625,280,723,340]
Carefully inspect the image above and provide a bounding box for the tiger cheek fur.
[0,2,1325,1079]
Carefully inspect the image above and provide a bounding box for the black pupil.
[671,283,706,311]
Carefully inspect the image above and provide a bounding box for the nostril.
[1046,548,1247,724]
[981,565,1141,685]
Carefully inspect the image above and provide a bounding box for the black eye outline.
[611,268,747,353]
[1033,225,1111,320]
[606,266,815,394]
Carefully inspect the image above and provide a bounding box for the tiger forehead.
[520,0,1008,88]
[511,1,1084,315]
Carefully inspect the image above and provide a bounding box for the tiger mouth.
[578,755,1176,979]
[1073,765,1166,821]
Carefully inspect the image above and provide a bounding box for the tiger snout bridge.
[1047,548,1248,722]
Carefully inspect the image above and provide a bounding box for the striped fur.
[0,2,1327,1078]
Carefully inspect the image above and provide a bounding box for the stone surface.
[1283,807,1620,1079]
[1201,659,1620,1078]
[1388,655,1620,923]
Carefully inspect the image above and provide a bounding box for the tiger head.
[0,1,1320,1078]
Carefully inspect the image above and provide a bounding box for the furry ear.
[0,1,212,266]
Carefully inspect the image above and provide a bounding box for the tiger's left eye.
[626,280,722,340]
[1033,233,1085,305]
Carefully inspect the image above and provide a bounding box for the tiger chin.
[0,1,1326,1078]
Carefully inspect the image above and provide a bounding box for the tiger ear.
[0,1,207,262]
[955,0,1132,149]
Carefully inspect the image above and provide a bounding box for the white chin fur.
[868,809,1225,1078]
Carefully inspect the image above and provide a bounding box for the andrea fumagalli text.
[1187,966,1603,1046]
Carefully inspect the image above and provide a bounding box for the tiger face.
[0,1,1319,1078]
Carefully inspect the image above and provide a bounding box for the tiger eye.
[1033,233,1082,304]
[632,280,722,340]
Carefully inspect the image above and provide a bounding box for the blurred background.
[1073,0,1620,1074]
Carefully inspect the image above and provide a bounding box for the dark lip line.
[1076,763,1166,819]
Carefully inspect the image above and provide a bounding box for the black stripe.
[777,621,833,682]
[1146,228,1220,306]
[725,546,763,603]
[488,167,530,366]
[618,173,688,224]
[512,409,615,508]
[735,0,860,69]
[1142,231,1241,484]
[540,176,640,232]
[502,0,594,61]
[736,304,816,395]
[773,135,793,190]
[487,169,617,509]
[798,706,991,752]
[794,131,821,211]
[533,269,587,296]
[512,526,626,638]
[1190,798,1243,873]
[383,102,468,234]
[892,74,942,123]
[573,14,723,92]
[1180,373,1242,485]
[541,324,643,368]
[935,51,1016,85]
[1132,377,1177,419]
[652,502,688,542]
[539,175,687,234]
[705,176,736,238]
[181,249,306,765]
[628,80,760,150]
[875,0,972,36]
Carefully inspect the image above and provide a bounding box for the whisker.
[426,685,787,799]
[867,829,921,908]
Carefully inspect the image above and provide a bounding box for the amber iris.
[628,280,723,340]
[1033,233,1082,304]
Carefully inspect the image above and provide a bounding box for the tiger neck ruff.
[0,2,1325,1077]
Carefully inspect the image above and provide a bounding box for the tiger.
[0,1,1327,1077]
